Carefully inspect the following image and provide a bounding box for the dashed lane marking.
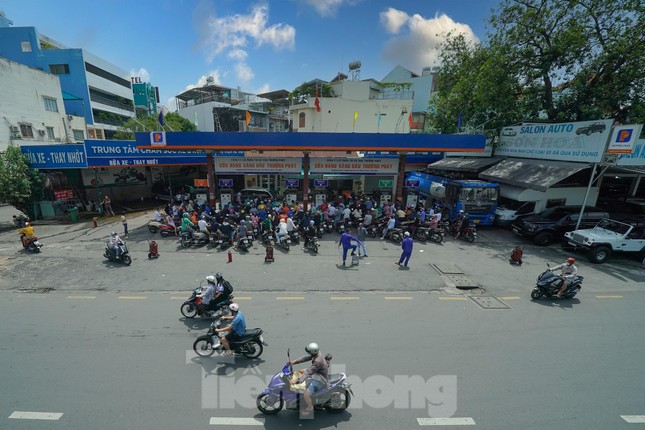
[67,296,96,299]
[595,295,623,299]
[9,411,63,420]
[499,296,521,300]
[417,417,476,426]
[331,296,360,300]
[384,296,414,300]
[170,296,185,300]
[209,417,265,426]
[621,415,645,423]
[438,297,468,301]
[232,296,252,300]
[276,296,305,300]
[117,296,147,300]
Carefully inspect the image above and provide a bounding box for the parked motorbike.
[322,220,333,234]
[257,352,353,415]
[20,235,43,253]
[304,236,320,254]
[385,227,404,243]
[104,241,132,265]
[180,229,211,247]
[193,319,267,358]
[180,287,234,319]
[531,264,583,300]
[416,226,444,244]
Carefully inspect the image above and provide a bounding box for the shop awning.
[427,156,503,172]
[480,158,590,192]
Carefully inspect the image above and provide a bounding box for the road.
[0,209,644,429]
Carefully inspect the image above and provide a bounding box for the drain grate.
[433,264,464,274]
[469,296,511,310]
[445,274,479,289]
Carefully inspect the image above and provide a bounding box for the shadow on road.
[530,297,581,310]
[260,410,352,428]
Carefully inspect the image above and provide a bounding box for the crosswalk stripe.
[621,415,645,423]
[209,417,265,426]
[417,417,475,426]
[9,411,63,420]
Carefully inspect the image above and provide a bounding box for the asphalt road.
[0,208,644,429]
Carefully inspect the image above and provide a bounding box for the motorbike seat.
[327,373,344,384]
[239,328,262,341]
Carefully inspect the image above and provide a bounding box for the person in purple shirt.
[338,227,361,266]
[397,231,414,268]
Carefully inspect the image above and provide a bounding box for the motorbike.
[180,229,211,247]
[322,220,333,234]
[237,235,252,252]
[148,219,176,236]
[217,235,234,249]
[104,240,132,265]
[415,226,444,244]
[385,227,404,243]
[257,352,353,415]
[288,230,301,245]
[193,319,267,359]
[304,236,320,253]
[20,235,43,253]
[275,234,291,251]
[180,287,234,319]
[531,264,583,300]
[450,221,477,243]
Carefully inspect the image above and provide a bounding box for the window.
[21,41,31,52]
[73,129,84,142]
[46,127,55,139]
[43,97,58,112]
[299,112,305,128]
[49,64,70,75]
[20,124,34,138]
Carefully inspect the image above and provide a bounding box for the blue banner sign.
[21,144,88,169]
[286,179,299,188]
[314,179,329,187]
[85,140,206,167]
[219,179,233,188]
[406,179,420,187]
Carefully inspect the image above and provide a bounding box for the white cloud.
[301,0,357,18]
[200,3,295,63]
[188,70,224,89]
[129,67,151,82]
[165,97,177,112]
[380,9,479,72]
[235,63,255,82]
[255,83,271,95]
[228,48,248,60]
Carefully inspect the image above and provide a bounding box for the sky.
[0,0,500,111]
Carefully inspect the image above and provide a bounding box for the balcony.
[90,92,134,113]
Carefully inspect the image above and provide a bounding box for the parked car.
[151,183,181,201]
[565,219,645,264]
[575,122,606,135]
[495,200,536,227]
[511,205,609,246]
[501,127,517,137]
[240,188,274,201]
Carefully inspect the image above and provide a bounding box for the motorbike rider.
[196,275,217,315]
[206,272,234,312]
[303,220,317,249]
[454,210,470,240]
[197,215,210,238]
[107,231,123,258]
[551,257,578,298]
[234,221,248,247]
[289,342,329,416]
[286,216,297,235]
[275,218,288,244]
[215,303,246,355]
[219,218,234,245]
[380,215,396,240]
[17,221,36,248]
[181,213,195,237]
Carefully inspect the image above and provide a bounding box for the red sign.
[194,179,208,187]
[54,189,74,201]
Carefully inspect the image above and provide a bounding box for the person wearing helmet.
[303,219,317,249]
[216,303,246,355]
[106,231,123,258]
[275,218,289,244]
[289,342,329,415]
[196,275,218,315]
[397,231,414,268]
[454,210,470,240]
[550,258,578,298]
[181,212,195,234]
[17,221,36,248]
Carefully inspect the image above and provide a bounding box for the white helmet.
[206,275,216,284]
[305,342,319,355]
[111,231,117,237]
[229,303,240,313]
[404,231,410,237]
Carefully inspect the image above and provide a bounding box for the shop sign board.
[214,157,302,174]
[617,139,645,166]
[314,179,329,187]
[81,166,147,187]
[406,179,420,188]
[194,179,209,187]
[496,119,614,163]
[379,180,394,188]
[219,179,234,188]
[285,179,299,188]
[310,157,399,175]
[607,125,642,154]
[21,144,88,169]
[85,140,206,167]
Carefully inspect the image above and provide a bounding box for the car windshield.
[538,208,570,221]
[596,219,631,235]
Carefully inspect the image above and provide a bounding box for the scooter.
[304,236,320,254]
[20,235,43,253]
[531,264,583,300]
[193,319,267,358]
[257,352,353,415]
[104,241,132,265]
[452,222,477,243]
[180,229,211,247]
[180,286,234,318]
[275,234,291,251]
[288,230,301,245]
[322,220,333,234]
[237,235,252,252]
[217,235,234,249]
[416,226,444,244]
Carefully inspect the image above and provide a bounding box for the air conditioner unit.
[38,130,46,136]
[10,125,19,133]
[67,115,73,121]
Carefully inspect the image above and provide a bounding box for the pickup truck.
[564,219,645,264]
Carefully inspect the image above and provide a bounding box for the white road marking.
[209,417,265,426]
[622,415,645,423]
[118,296,147,300]
[438,297,467,301]
[276,296,304,300]
[384,296,413,300]
[595,295,623,299]
[417,417,475,426]
[67,295,96,299]
[9,411,63,420]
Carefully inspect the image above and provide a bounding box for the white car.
[564,219,645,264]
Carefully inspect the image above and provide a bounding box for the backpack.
[222,280,234,296]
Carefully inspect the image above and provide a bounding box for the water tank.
[348,61,362,70]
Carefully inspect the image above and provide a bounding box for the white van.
[495,199,536,226]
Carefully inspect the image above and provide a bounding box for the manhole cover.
[433,264,464,274]
[470,296,511,310]
[444,274,479,289]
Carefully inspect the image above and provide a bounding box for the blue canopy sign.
[21,144,88,169]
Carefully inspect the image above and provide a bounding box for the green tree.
[288,81,334,102]
[0,145,44,216]
[113,112,197,140]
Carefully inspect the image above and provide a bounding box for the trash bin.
[68,207,79,222]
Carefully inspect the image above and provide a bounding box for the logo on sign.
[151,132,166,146]
[616,129,633,142]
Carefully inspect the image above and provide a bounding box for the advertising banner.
[214,157,302,174]
[617,139,645,166]
[81,166,147,187]
[496,119,614,163]
[21,144,88,169]
[309,157,399,175]
[607,125,643,154]
[85,140,206,167]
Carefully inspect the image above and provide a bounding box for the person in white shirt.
[363,211,373,226]
[381,215,396,240]
[197,216,210,237]
[286,216,296,233]
[154,208,163,222]
[275,218,288,243]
